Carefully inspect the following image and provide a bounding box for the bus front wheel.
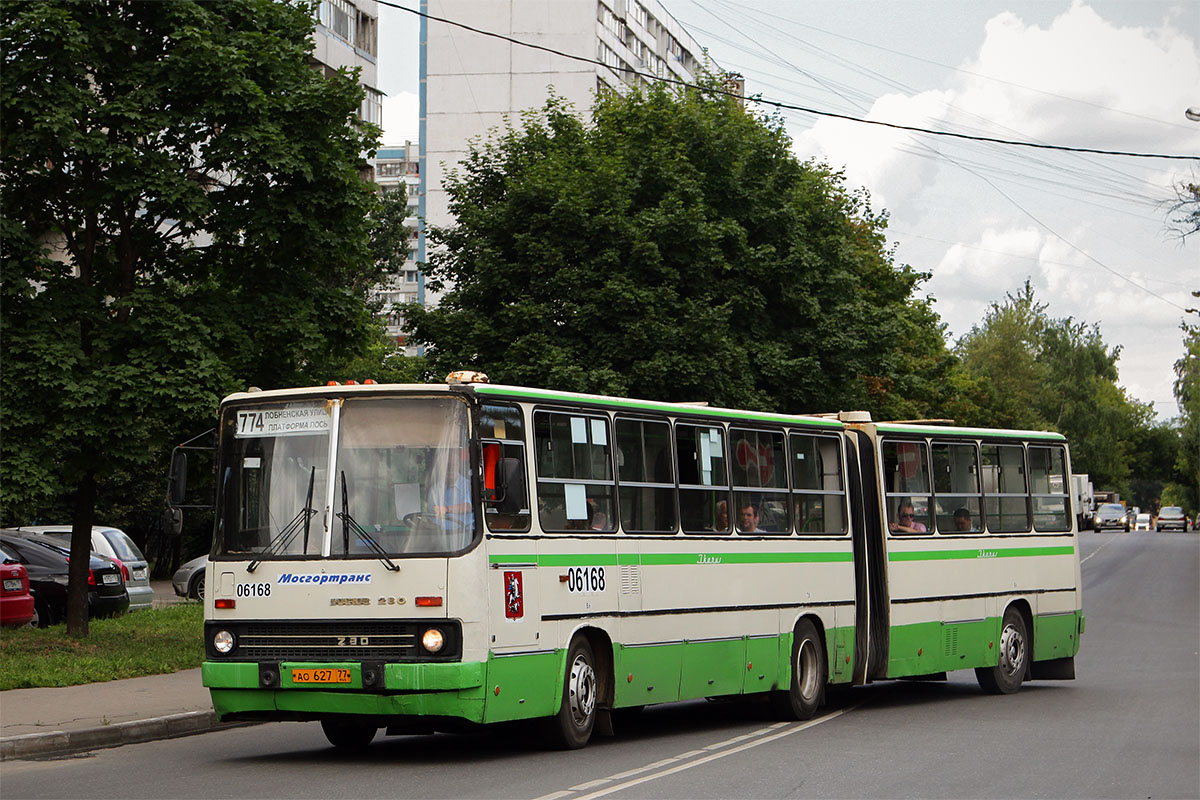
[771,619,826,720]
[543,637,598,749]
[321,719,378,749]
[976,606,1028,695]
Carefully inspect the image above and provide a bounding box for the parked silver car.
[172,555,207,600]
[16,525,154,611]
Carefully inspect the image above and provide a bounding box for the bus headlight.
[422,628,445,653]
[213,629,235,654]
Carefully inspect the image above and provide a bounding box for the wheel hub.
[998,622,1025,677]
[567,654,596,726]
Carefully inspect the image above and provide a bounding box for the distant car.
[17,525,153,612]
[0,544,35,627]
[1133,513,1152,531]
[1094,503,1129,532]
[172,555,207,600]
[1156,506,1188,532]
[0,531,129,627]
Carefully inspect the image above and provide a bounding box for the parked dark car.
[17,526,153,611]
[1093,503,1129,532]
[0,531,129,627]
[1155,506,1189,532]
[0,543,35,627]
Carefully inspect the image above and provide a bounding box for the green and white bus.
[191,374,1083,749]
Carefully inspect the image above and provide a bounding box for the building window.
[360,87,382,125]
[355,9,377,56]
[631,2,648,29]
[377,162,404,178]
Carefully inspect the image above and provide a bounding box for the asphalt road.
[4,531,1197,800]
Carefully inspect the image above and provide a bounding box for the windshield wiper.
[335,471,399,572]
[247,467,317,573]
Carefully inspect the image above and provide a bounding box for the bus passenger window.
[882,440,931,534]
[677,424,730,534]
[932,442,982,533]
[789,432,847,534]
[731,428,788,534]
[616,417,676,533]
[481,404,530,532]
[1029,445,1070,532]
[981,444,1031,532]
[534,411,616,533]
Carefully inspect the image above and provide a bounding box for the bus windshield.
[215,395,474,559]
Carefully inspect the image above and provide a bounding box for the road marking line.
[1081,536,1118,564]
[565,707,855,800]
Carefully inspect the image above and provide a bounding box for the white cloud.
[381,91,420,146]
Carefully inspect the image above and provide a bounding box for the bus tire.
[770,619,826,720]
[543,637,598,749]
[976,606,1028,695]
[320,719,378,749]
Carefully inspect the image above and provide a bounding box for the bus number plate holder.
[290,668,352,684]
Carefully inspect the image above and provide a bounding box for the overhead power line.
[381,0,1198,161]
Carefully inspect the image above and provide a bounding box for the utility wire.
[381,0,1198,161]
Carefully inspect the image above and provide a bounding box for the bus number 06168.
[566,566,605,593]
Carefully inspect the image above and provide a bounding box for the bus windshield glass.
[216,395,474,559]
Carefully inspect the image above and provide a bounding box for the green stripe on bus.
[489,552,852,567]
[888,545,1075,562]
[472,385,842,428]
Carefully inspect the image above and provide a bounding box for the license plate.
[2,579,21,591]
[291,668,352,684]
[102,574,119,585]
[133,568,147,581]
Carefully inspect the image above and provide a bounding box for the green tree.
[955,282,1151,493]
[406,84,954,416]
[1,0,384,634]
[1166,317,1200,514]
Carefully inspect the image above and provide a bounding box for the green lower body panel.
[204,624,860,725]
[887,611,1083,678]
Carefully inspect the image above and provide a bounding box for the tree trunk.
[65,471,97,637]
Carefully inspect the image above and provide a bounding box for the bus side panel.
[613,642,683,706]
[1034,610,1083,661]
[680,639,753,698]
[482,651,563,723]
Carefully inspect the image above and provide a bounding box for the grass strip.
[0,603,204,690]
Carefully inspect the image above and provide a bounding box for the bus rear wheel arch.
[976,604,1031,695]
[770,617,826,720]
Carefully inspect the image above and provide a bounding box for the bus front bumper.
[203,660,488,723]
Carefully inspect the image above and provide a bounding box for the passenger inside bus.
[953,506,973,531]
[889,500,927,533]
[738,501,763,533]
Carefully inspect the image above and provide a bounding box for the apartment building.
[419,0,717,307]
[313,0,383,150]
[370,142,422,346]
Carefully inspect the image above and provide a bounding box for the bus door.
[847,429,890,683]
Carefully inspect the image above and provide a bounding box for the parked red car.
[0,543,35,627]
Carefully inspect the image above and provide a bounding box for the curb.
[0,711,257,761]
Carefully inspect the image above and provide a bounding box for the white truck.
[1072,474,1094,530]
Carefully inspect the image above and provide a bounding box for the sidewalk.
[0,582,252,760]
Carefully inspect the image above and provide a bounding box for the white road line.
[1081,536,1118,564]
[542,707,855,800]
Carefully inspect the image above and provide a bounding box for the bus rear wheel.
[771,619,825,720]
[976,606,1028,695]
[543,637,598,749]
[320,719,378,749]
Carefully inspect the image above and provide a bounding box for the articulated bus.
[190,373,1082,749]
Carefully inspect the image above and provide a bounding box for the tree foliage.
[955,282,1169,496]
[405,82,954,417]
[1164,316,1200,513]
[1,0,385,633]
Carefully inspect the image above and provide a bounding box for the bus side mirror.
[495,458,526,514]
[168,450,188,508]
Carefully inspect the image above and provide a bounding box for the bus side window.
[981,443,1031,533]
[677,424,730,534]
[481,404,530,532]
[931,441,982,533]
[1029,444,1070,532]
[882,440,932,534]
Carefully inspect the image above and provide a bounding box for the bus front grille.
[235,621,419,661]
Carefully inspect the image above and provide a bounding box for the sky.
[375,0,1199,422]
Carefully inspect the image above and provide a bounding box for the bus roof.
[871,421,1066,441]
